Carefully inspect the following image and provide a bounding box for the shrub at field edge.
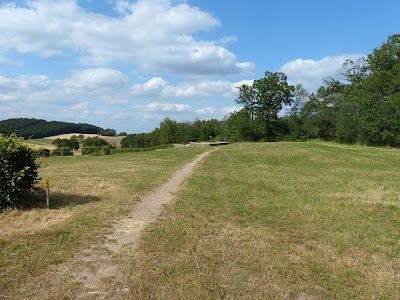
[0,134,39,208]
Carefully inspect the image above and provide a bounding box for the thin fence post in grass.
[45,179,50,209]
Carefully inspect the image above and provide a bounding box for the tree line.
[281,34,400,147]
[0,118,105,139]
[121,118,227,148]
[122,35,399,148]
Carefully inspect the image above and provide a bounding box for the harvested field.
[43,133,124,148]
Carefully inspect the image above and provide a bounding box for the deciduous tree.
[236,71,294,141]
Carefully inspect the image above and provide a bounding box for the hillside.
[0,118,104,139]
[44,133,124,148]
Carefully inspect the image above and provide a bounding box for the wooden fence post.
[45,180,50,209]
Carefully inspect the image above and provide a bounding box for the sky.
[0,0,399,133]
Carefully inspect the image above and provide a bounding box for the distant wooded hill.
[0,118,104,139]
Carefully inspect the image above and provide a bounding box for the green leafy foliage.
[51,147,73,156]
[98,128,116,136]
[226,108,263,142]
[111,144,171,153]
[82,137,111,147]
[81,146,111,155]
[121,118,228,148]
[0,134,39,208]
[235,71,294,141]
[279,35,400,147]
[51,138,79,150]
[35,148,51,158]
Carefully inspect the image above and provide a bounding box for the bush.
[35,148,51,157]
[82,146,110,155]
[101,145,110,155]
[82,146,95,155]
[52,138,79,150]
[51,147,73,156]
[0,134,39,208]
[82,137,111,147]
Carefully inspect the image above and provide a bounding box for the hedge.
[51,147,73,156]
[35,148,51,158]
[111,144,172,154]
[82,146,110,155]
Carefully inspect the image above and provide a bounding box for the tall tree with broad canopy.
[236,71,294,141]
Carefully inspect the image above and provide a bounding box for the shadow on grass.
[20,188,101,210]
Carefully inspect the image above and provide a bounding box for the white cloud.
[132,77,168,95]
[0,93,16,101]
[0,75,51,101]
[62,68,128,90]
[216,36,238,45]
[279,54,365,91]
[59,68,132,104]
[195,106,240,116]
[0,0,254,75]
[132,77,254,99]
[114,0,131,15]
[0,70,250,108]
[136,101,191,112]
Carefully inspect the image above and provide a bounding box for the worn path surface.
[73,149,214,299]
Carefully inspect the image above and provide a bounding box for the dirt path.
[73,149,214,299]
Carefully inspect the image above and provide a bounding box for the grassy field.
[0,147,209,299]
[24,138,57,150]
[1,142,399,299]
[114,142,400,299]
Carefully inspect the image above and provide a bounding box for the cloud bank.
[0,0,254,75]
[279,54,365,91]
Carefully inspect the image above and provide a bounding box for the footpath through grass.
[117,142,400,299]
[0,147,208,299]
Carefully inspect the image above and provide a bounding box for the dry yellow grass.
[25,143,57,150]
[0,209,72,238]
[44,133,124,148]
[43,133,99,139]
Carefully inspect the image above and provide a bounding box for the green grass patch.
[24,138,57,150]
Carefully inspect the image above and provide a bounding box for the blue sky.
[0,0,399,133]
